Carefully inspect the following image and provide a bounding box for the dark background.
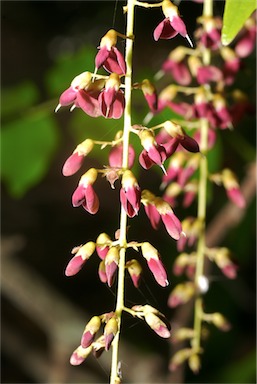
[1,1,256,383]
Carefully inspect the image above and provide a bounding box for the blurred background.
[1,1,256,383]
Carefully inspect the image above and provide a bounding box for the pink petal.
[72,184,86,207]
[59,87,77,106]
[105,261,118,287]
[103,48,126,75]
[147,258,169,287]
[76,90,102,117]
[139,150,154,169]
[144,204,160,230]
[144,93,158,112]
[170,15,187,37]
[65,255,85,276]
[154,19,178,41]
[227,187,246,208]
[81,331,95,348]
[62,152,85,176]
[95,46,109,69]
[161,212,182,240]
[82,185,99,214]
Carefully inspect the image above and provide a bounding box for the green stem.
[191,0,213,353]
[110,0,135,383]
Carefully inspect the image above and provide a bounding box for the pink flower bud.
[141,242,168,287]
[65,241,95,276]
[104,317,118,350]
[70,345,93,366]
[81,316,102,348]
[144,312,171,338]
[168,282,195,307]
[62,139,94,176]
[154,197,182,240]
[120,170,141,217]
[126,259,142,288]
[105,247,119,287]
[96,233,111,260]
[108,143,135,169]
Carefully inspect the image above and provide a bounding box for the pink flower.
[235,17,257,58]
[98,73,125,119]
[55,72,104,117]
[95,29,126,75]
[108,143,135,169]
[134,79,158,112]
[154,0,192,47]
[162,47,191,86]
[162,121,200,153]
[221,47,241,85]
[120,170,141,218]
[196,17,222,50]
[72,168,99,214]
[226,187,246,208]
[141,242,169,287]
[141,190,182,240]
[139,129,167,171]
[196,65,223,84]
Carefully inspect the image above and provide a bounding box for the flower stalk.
[191,0,213,355]
[110,0,136,382]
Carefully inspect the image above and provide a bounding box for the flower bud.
[172,327,195,343]
[144,312,171,338]
[70,345,92,366]
[105,247,119,286]
[98,260,107,283]
[211,312,231,331]
[141,242,168,287]
[104,316,118,350]
[169,348,194,371]
[168,282,195,307]
[65,241,95,276]
[126,259,142,288]
[62,139,94,177]
[188,353,201,374]
[96,233,111,260]
[81,316,102,348]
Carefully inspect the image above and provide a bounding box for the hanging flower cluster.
[149,8,255,374]
[56,0,255,380]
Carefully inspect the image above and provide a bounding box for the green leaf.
[1,81,40,120]
[222,0,256,46]
[1,111,60,197]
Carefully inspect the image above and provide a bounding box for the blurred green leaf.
[222,0,256,45]
[1,81,40,120]
[45,45,96,97]
[1,111,59,197]
[218,349,256,383]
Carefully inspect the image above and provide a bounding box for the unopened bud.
[104,317,118,350]
[81,316,101,348]
[168,282,195,307]
[126,259,142,288]
[169,348,194,371]
[188,353,201,374]
[70,345,92,366]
